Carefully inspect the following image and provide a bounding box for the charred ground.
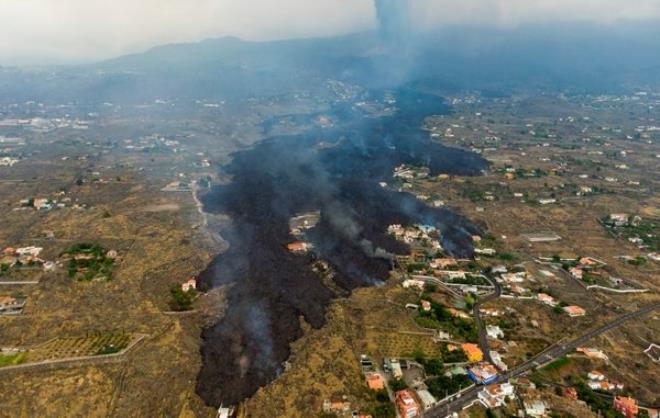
[195,88,488,406]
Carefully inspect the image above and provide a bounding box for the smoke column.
[374,0,411,44]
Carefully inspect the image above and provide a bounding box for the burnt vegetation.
[195,89,487,406]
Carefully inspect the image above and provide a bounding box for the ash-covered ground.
[196,88,488,406]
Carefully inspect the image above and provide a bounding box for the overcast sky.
[1,0,660,65]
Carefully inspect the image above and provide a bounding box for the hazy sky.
[1,0,660,65]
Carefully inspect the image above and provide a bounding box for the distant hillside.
[1,22,659,104]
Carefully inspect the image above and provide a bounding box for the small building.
[436,330,451,340]
[323,395,350,414]
[286,241,309,253]
[608,214,630,227]
[421,300,432,312]
[538,198,557,205]
[448,308,471,320]
[478,383,514,408]
[490,351,508,371]
[216,406,234,418]
[537,293,557,306]
[415,389,437,410]
[579,257,605,267]
[475,248,497,256]
[486,325,504,340]
[481,308,502,317]
[569,267,584,279]
[588,370,606,381]
[491,265,508,274]
[613,396,639,418]
[577,347,609,361]
[514,377,536,390]
[525,400,547,417]
[388,358,403,379]
[462,343,484,363]
[402,279,425,290]
[468,363,498,385]
[181,278,197,292]
[563,387,578,401]
[15,246,43,257]
[500,272,525,284]
[430,258,457,269]
[43,261,56,272]
[396,390,421,418]
[445,366,467,377]
[33,198,53,210]
[366,373,385,391]
[0,296,26,315]
[360,354,373,370]
[563,305,586,317]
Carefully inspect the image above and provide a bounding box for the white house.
[525,400,546,417]
[486,325,504,340]
[181,278,197,292]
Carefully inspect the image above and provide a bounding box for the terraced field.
[28,333,133,361]
[365,331,442,358]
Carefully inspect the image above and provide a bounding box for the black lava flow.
[195,89,488,406]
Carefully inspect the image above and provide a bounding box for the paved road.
[425,302,660,417]
[472,275,501,366]
[411,275,465,299]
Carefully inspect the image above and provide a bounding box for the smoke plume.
[374,0,411,44]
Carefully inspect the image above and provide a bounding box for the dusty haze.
[1,0,660,64]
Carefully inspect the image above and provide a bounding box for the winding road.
[472,275,502,366]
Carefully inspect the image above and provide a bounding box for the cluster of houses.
[613,396,641,418]
[602,213,655,253]
[285,212,320,255]
[16,194,79,211]
[344,385,426,418]
[321,394,373,418]
[457,343,510,385]
[568,256,608,282]
[586,370,624,392]
[489,264,587,317]
[387,224,443,252]
[0,156,19,167]
[360,354,444,416]
[477,378,551,417]
[1,246,55,272]
[123,134,185,154]
[536,292,586,317]
[393,164,429,181]
[478,382,514,408]
[162,180,192,192]
[288,211,320,238]
[604,213,639,228]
